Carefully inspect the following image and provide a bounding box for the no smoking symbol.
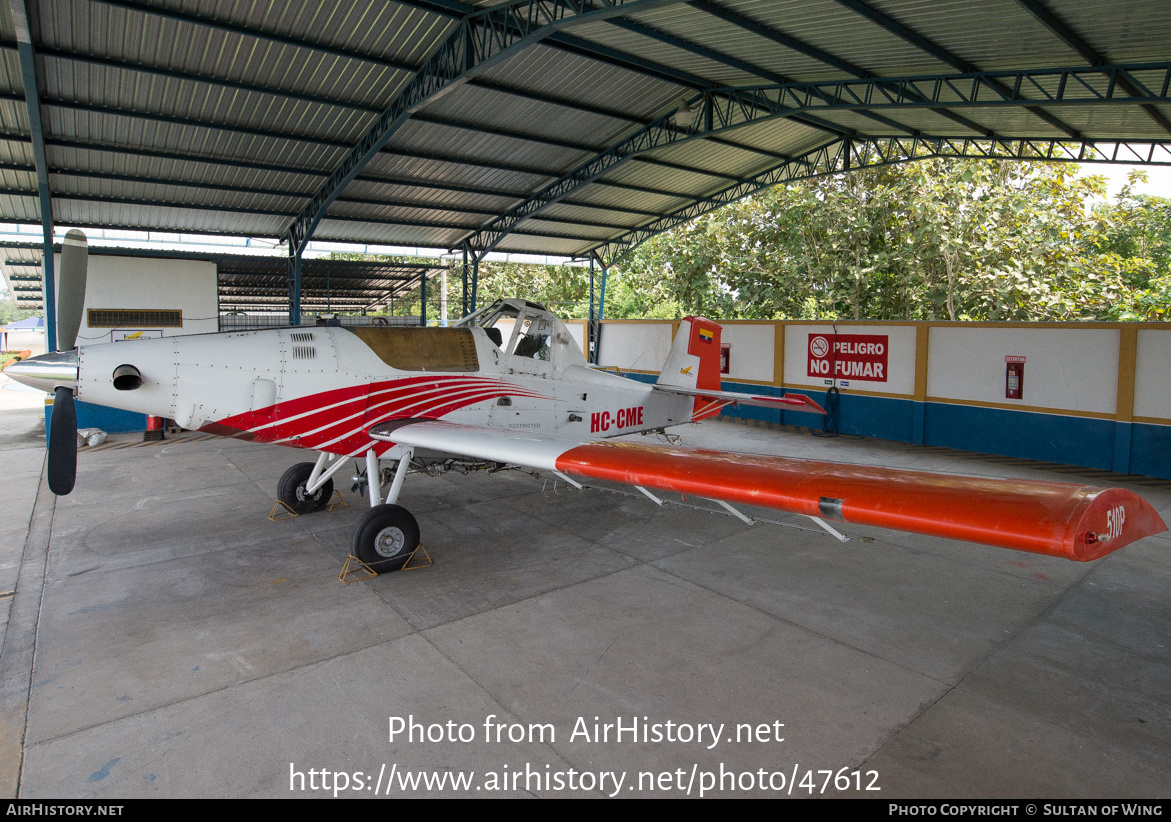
[810,336,830,358]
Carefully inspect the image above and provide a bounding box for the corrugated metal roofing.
[1,241,445,311]
[218,254,447,312]
[0,0,1167,271]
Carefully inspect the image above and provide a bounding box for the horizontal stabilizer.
[370,420,1166,561]
[652,384,827,414]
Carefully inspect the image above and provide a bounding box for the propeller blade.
[56,229,88,351]
[47,386,77,495]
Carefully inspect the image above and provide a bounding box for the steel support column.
[470,255,479,315]
[420,268,428,327]
[287,243,302,326]
[596,252,607,365]
[598,257,607,323]
[9,0,54,349]
[461,245,470,317]
[588,254,597,364]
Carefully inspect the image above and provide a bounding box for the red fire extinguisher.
[1005,356,1025,400]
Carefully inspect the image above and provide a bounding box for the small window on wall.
[87,309,183,328]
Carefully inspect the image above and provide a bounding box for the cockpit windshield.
[456,299,549,327]
[455,299,558,361]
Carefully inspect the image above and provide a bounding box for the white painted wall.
[594,319,1166,421]
[598,322,675,372]
[720,323,774,383]
[55,254,219,346]
[1134,329,1171,419]
[927,327,1119,415]
[562,319,587,359]
[784,324,917,396]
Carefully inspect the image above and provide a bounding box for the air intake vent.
[88,308,182,328]
[292,346,316,360]
[290,332,315,343]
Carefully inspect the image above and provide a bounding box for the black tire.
[352,504,420,573]
[277,462,333,515]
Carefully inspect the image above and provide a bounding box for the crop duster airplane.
[8,231,1167,572]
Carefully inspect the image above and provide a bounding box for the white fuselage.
[75,324,692,459]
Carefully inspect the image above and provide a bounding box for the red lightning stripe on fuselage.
[205,375,553,456]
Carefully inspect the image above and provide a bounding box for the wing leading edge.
[370,420,1166,562]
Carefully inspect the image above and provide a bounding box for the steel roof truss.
[463,64,1171,254]
[595,136,1171,265]
[606,17,789,85]
[830,0,1082,139]
[1014,0,1171,135]
[70,3,649,127]
[684,0,983,136]
[544,30,853,137]
[285,0,691,255]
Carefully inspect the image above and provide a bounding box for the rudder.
[657,317,723,420]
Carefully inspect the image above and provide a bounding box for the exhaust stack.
[112,364,143,391]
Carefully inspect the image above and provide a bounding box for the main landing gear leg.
[352,448,420,573]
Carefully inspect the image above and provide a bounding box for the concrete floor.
[0,400,1168,798]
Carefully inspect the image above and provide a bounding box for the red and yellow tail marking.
[685,317,723,421]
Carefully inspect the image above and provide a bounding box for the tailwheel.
[277,462,333,515]
[352,504,420,573]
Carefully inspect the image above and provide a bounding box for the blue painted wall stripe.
[710,378,1170,480]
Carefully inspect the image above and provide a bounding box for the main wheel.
[352,504,420,573]
[277,462,333,515]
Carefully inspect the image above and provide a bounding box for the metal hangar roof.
[0,240,446,313]
[216,255,446,314]
[1,0,1169,277]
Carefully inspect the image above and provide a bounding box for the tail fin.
[658,317,724,420]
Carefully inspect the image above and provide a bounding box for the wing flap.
[370,419,568,470]
[371,420,1166,561]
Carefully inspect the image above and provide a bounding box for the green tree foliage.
[324,158,1170,324]
[0,292,40,325]
[353,259,592,321]
[1087,171,1171,320]
[472,262,590,317]
[608,157,1170,322]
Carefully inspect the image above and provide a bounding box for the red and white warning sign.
[807,333,889,382]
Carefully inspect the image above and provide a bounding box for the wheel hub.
[374,526,406,558]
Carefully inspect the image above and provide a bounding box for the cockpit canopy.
[455,298,585,368]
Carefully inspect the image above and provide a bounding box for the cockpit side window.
[457,301,517,350]
[510,316,553,361]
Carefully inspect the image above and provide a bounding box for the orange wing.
[371,421,1167,562]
